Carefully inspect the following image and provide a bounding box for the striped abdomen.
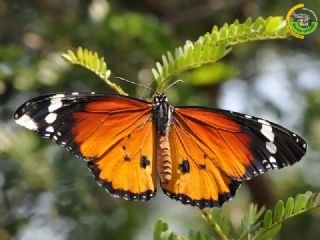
[158,135,172,183]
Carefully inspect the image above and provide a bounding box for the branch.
[62,47,127,95]
[152,16,288,93]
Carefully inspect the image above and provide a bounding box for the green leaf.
[152,16,289,93]
[305,192,315,209]
[188,231,208,240]
[168,233,178,240]
[237,204,266,240]
[252,192,320,240]
[251,17,265,31]
[266,16,282,33]
[263,210,272,228]
[255,224,282,240]
[202,209,231,240]
[154,219,169,240]
[273,200,284,222]
[244,17,252,26]
[283,197,294,218]
[153,219,186,240]
[314,192,320,207]
[153,193,319,240]
[294,194,307,213]
[62,47,127,95]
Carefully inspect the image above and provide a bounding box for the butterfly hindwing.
[14,92,157,200]
[161,123,241,208]
[87,118,157,201]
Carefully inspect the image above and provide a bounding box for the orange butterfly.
[14,92,307,208]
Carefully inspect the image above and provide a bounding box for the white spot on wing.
[15,115,38,130]
[261,124,275,142]
[266,141,277,154]
[48,97,63,112]
[46,126,54,133]
[245,115,252,119]
[72,92,79,96]
[258,119,270,126]
[269,156,277,163]
[303,143,307,148]
[52,94,65,98]
[45,113,57,123]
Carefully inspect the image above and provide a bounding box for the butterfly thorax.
[153,94,174,184]
[153,94,174,135]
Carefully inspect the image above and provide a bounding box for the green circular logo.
[288,6,318,37]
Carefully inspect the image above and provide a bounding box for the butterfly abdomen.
[158,135,172,183]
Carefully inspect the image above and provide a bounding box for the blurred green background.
[0,0,319,239]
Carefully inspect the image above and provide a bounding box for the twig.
[202,209,228,240]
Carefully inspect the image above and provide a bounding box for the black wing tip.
[162,180,241,209]
[239,115,308,180]
[87,161,156,201]
[14,99,33,120]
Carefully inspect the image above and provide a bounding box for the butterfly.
[14,91,307,208]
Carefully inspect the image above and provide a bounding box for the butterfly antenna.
[163,79,184,93]
[115,76,157,94]
[139,80,154,99]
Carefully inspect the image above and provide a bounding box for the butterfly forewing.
[14,92,158,201]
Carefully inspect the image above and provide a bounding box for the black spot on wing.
[199,164,206,170]
[179,160,190,173]
[140,156,150,169]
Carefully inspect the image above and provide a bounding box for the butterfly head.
[153,93,168,106]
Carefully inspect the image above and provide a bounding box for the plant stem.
[202,210,229,240]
